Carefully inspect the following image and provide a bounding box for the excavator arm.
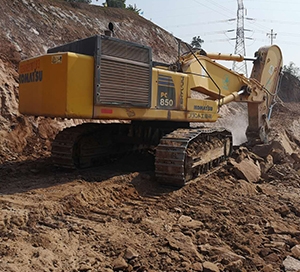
[178,44,283,143]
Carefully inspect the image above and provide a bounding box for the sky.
[91,0,300,75]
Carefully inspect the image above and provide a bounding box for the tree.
[65,0,92,3]
[101,1,141,14]
[191,36,204,49]
[103,0,126,8]
[126,4,141,14]
[283,62,300,79]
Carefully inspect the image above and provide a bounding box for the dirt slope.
[279,72,300,102]
[1,0,300,272]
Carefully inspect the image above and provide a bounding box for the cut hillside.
[279,71,300,102]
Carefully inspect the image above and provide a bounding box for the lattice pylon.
[232,0,248,76]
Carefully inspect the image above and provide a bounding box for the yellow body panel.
[187,98,218,121]
[19,53,222,123]
[181,55,247,99]
[92,67,217,122]
[92,106,218,122]
[19,52,94,118]
[151,68,188,110]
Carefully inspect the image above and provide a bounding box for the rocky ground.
[1,0,300,272]
[1,102,300,272]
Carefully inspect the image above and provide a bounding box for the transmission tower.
[232,0,248,76]
[267,29,277,45]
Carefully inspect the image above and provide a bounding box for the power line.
[277,32,300,38]
[250,18,300,25]
[164,19,236,29]
[206,0,236,17]
[191,0,233,19]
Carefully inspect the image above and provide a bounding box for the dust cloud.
[223,114,248,146]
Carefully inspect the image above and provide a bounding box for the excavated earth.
[1,0,300,271]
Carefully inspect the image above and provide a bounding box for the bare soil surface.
[1,103,300,272]
[1,1,300,271]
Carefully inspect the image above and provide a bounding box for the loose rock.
[202,261,220,272]
[291,245,300,260]
[283,256,300,272]
[124,247,139,260]
[113,257,128,271]
[229,158,261,183]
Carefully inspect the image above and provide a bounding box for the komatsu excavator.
[18,34,282,186]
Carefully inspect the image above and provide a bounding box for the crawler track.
[155,128,232,187]
[51,122,173,169]
[52,123,232,187]
[52,123,132,169]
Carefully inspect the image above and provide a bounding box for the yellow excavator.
[18,34,282,186]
